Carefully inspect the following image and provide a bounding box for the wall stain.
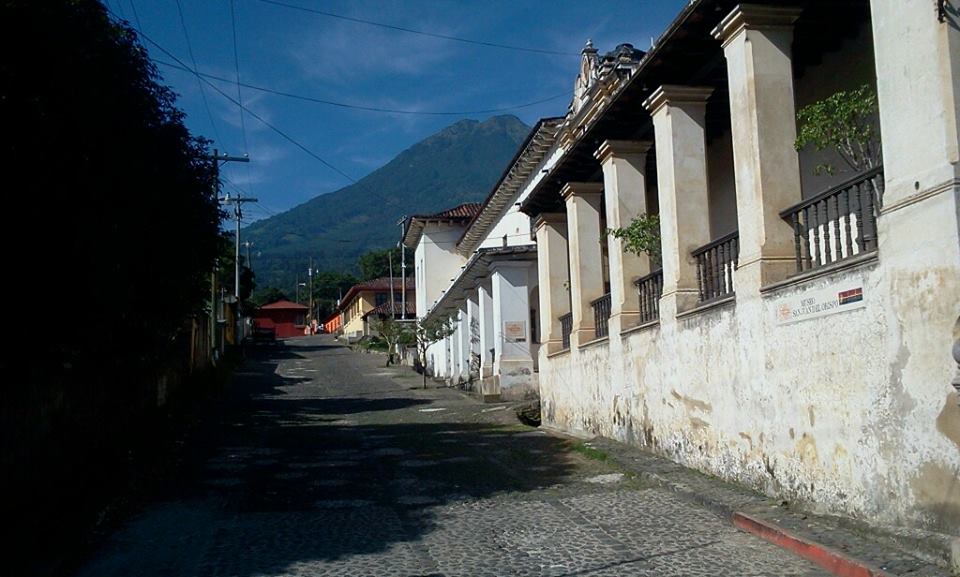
[739,432,753,450]
[808,406,816,427]
[936,392,960,451]
[789,427,795,439]
[690,417,711,429]
[910,462,960,533]
[797,433,819,467]
[671,390,713,413]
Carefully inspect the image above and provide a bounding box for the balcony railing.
[635,268,663,324]
[560,312,573,350]
[692,231,739,303]
[780,166,883,274]
[591,293,611,338]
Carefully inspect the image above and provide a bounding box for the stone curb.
[733,512,896,577]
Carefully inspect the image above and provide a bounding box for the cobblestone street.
[73,335,831,577]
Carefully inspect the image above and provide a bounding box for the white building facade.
[408,117,577,400]
[519,0,960,536]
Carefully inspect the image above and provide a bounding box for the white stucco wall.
[415,225,468,317]
[540,246,959,532]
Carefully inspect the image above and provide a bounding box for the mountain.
[244,115,530,290]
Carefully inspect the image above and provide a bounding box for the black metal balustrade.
[780,166,883,274]
[560,313,573,350]
[692,231,739,303]
[635,268,663,324]
[591,293,611,338]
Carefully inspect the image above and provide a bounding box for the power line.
[251,0,579,56]
[174,0,223,146]
[127,0,142,31]
[153,58,570,116]
[229,0,253,195]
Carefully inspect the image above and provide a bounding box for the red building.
[254,300,308,339]
[322,310,342,335]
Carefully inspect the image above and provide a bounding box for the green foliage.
[369,316,413,366]
[608,213,661,260]
[358,247,412,281]
[242,115,530,288]
[309,270,358,319]
[3,0,221,361]
[215,233,256,306]
[795,84,881,175]
[1,1,222,566]
[251,286,288,306]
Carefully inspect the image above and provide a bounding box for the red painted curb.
[733,512,897,577]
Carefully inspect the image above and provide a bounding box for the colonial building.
[516,0,959,534]
[338,277,415,341]
[407,118,570,400]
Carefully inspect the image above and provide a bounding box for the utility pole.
[397,216,407,319]
[308,259,314,333]
[388,249,395,314]
[207,149,252,299]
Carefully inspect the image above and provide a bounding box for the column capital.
[560,181,604,201]
[642,85,714,117]
[711,4,802,47]
[594,140,653,164]
[534,212,567,232]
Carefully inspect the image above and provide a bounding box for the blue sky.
[106,0,683,224]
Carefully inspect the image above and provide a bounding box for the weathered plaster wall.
[539,247,960,532]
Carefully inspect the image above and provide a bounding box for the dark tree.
[357,246,413,281]
[0,1,222,571]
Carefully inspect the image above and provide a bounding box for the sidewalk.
[549,432,958,577]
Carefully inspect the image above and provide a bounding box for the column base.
[660,289,700,318]
[571,327,597,348]
[737,255,796,292]
[498,358,538,400]
[542,339,566,355]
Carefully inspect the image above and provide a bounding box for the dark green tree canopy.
[358,247,414,281]
[2,0,221,364]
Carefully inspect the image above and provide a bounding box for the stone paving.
[73,335,833,577]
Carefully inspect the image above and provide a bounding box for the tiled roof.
[402,202,484,248]
[363,301,417,319]
[421,202,483,220]
[339,277,415,310]
[259,299,309,311]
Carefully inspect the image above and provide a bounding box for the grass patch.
[570,441,611,462]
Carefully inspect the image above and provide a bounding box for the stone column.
[563,182,605,346]
[465,288,479,380]
[477,278,495,377]
[643,85,713,316]
[457,305,470,382]
[535,213,570,354]
[713,5,803,288]
[595,140,654,332]
[491,261,536,399]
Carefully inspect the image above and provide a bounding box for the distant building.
[253,300,308,339]
[339,277,415,341]
[321,310,342,335]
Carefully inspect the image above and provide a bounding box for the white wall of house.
[415,224,467,318]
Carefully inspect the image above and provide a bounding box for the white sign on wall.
[503,321,527,342]
[775,283,865,325]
